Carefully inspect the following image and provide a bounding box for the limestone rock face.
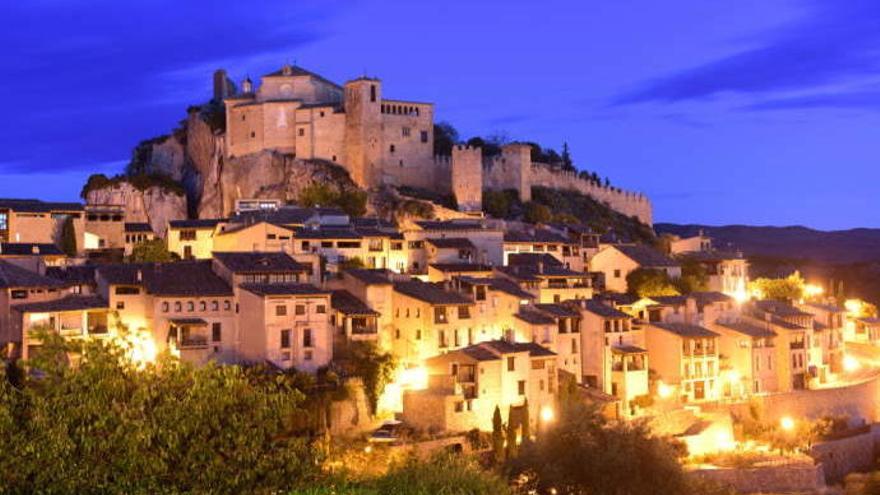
[85,183,187,236]
[86,110,362,222]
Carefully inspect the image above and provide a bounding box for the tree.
[61,215,77,257]
[332,341,396,414]
[508,401,729,495]
[339,257,365,271]
[335,189,368,217]
[482,190,513,218]
[0,333,322,493]
[675,257,709,294]
[298,183,368,217]
[492,406,505,463]
[749,272,805,301]
[433,122,459,156]
[129,238,175,263]
[561,142,574,171]
[524,201,552,224]
[505,405,518,460]
[626,268,681,298]
[521,399,531,441]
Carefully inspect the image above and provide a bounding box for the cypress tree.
[491,405,504,463]
[60,216,77,257]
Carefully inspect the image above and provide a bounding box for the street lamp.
[780,416,795,432]
[540,405,555,423]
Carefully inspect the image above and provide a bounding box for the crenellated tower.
[344,77,383,187]
[451,145,483,212]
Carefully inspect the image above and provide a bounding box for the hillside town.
[3,64,880,494]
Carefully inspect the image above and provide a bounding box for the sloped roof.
[507,253,563,268]
[213,252,307,273]
[45,265,97,285]
[124,223,153,233]
[331,290,379,316]
[534,303,580,318]
[13,295,107,313]
[261,64,342,89]
[515,309,555,325]
[426,237,474,249]
[652,322,719,338]
[429,263,493,273]
[169,219,225,229]
[0,243,64,256]
[240,283,328,297]
[0,198,82,212]
[714,320,777,338]
[611,344,647,354]
[293,227,362,240]
[579,299,630,319]
[616,245,679,268]
[393,280,472,305]
[97,261,232,297]
[0,260,64,289]
[504,230,571,244]
[415,220,491,232]
[488,278,535,299]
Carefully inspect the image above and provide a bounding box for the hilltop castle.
[216,64,652,224]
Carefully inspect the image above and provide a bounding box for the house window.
[250,131,256,138]
[212,323,222,342]
[276,305,287,316]
[298,128,305,137]
[316,304,326,314]
[10,290,27,299]
[211,300,219,311]
[613,269,621,278]
[162,302,169,312]
[416,329,422,340]
[224,301,231,311]
[304,350,313,361]
[199,301,207,311]
[295,305,306,315]
[389,144,396,153]
[507,357,515,371]
[180,230,196,241]
[420,130,429,143]
[458,306,470,319]
[402,127,411,137]
[434,307,448,324]
[187,302,194,312]
[280,330,291,349]
[174,302,182,312]
[518,380,526,395]
[303,328,313,348]
[116,302,125,310]
[370,84,376,102]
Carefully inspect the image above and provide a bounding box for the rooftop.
[615,245,679,268]
[13,295,107,313]
[0,198,83,213]
[240,283,328,297]
[714,320,777,338]
[169,219,226,229]
[515,309,556,325]
[429,263,493,273]
[97,261,232,297]
[578,299,631,319]
[393,280,473,306]
[213,252,307,273]
[652,322,719,338]
[331,290,379,316]
[124,223,153,233]
[426,237,475,249]
[0,243,64,257]
[0,260,65,289]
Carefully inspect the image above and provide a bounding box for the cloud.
[612,0,880,106]
[0,0,350,174]
[742,86,880,111]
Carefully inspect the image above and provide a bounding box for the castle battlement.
[216,64,652,225]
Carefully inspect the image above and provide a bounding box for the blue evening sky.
[2,0,879,229]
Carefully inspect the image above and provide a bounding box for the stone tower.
[213,69,234,101]
[451,145,483,212]
[501,143,533,201]
[344,78,383,187]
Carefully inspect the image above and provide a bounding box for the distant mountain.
[655,224,880,264]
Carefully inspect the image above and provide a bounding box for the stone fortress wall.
[481,143,653,225]
[219,66,653,225]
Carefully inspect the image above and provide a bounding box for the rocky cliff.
[84,183,187,235]
[85,108,362,224]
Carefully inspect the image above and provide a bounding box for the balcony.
[179,336,209,349]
